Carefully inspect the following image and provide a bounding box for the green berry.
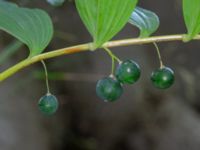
[115,59,141,84]
[47,0,65,6]
[151,67,175,89]
[38,94,59,115]
[96,77,123,102]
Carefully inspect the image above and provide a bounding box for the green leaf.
[0,1,53,57]
[183,0,200,41]
[129,7,160,38]
[75,0,138,49]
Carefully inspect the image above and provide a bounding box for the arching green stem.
[1,34,200,82]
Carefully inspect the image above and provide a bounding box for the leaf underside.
[75,0,138,49]
[0,0,53,57]
[129,7,160,38]
[183,0,200,41]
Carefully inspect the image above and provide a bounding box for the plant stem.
[1,34,200,82]
[0,44,90,81]
[153,42,164,68]
[41,60,50,94]
[103,47,121,75]
[103,47,121,63]
[103,34,200,47]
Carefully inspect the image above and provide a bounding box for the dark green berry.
[96,77,123,102]
[115,59,141,84]
[151,67,175,89]
[38,94,59,115]
[47,0,65,6]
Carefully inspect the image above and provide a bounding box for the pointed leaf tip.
[183,0,200,41]
[75,0,138,49]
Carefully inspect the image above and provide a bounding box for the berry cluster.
[37,45,175,115]
[96,59,175,102]
[96,59,141,102]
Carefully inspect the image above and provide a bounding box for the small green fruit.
[115,59,141,84]
[47,0,65,6]
[96,77,123,102]
[38,94,59,115]
[151,67,175,89]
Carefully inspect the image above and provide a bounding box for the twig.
[0,34,200,82]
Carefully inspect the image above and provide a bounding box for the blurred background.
[0,0,200,150]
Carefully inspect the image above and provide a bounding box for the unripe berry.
[96,77,123,102]
[151,67,175,89]
[38,94,59,115]
[47,0,65,7]
[115,60,141,84]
